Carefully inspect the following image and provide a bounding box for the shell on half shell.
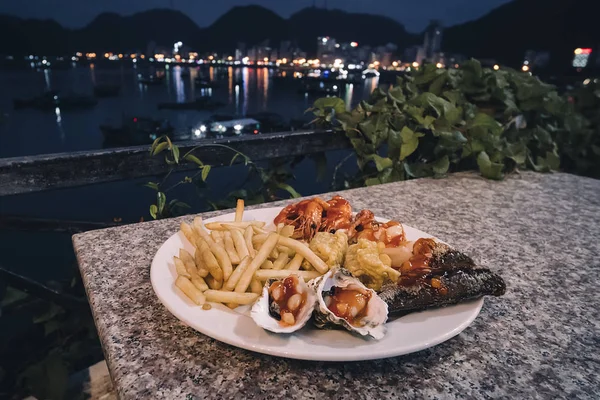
[310,268,388,340]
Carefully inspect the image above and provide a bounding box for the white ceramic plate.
[151,206,483,361]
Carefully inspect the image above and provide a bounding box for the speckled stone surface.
[73,171,600,399]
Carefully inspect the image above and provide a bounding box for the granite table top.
[73,171,600,399]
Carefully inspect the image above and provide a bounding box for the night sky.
[0,0,513,32]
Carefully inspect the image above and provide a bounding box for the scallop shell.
[251,276,317,333]
[311,268,388,339]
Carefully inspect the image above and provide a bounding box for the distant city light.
[242,57,249,64]
[200,125,207,132]
[228,56,233,61]
[523,60,529,65]
[194,129,201,137]
[104,53,110,58]
[208,55,214,60]
[583,78,591,85]
[573,48,592,68]
[436,62,443,68]
[234,124,243,131]
[522,65,530,72]
[263,57,269,62]
[493,64,500,70]
[118,53,123,59]
[412,61,419,68]
[392,61,399,67]
[322,37,328,43]
[350,42,358,47]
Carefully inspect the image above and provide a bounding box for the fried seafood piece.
[348,210,406,247]
[305,231,348,270]
[344,239,401,291]
[378,239,506,314]
[274,196,353,241]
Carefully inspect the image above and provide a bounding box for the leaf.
[152,142,169,156]
[365,177,381,186]
[313,97,346,115]
[372,155,393,172]
[157,192,166,214]
[399,126,420,160]
[432,155,450,175]
[469,113,503,135]
[1,287,28,307]
[144,182,159,191]
[477,151,504,180]
[545,151,560,170]
[201,165,211,181]
[411,92,453,117]
[33,304,62,324]
[185,153,205,167]
[172,145,180,164]
[150,137,161,153]
[149,204,158,219]
[277,183,301,198]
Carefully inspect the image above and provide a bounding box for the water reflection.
[242,67,249,116]
[345,83,354,110]
[228,66,233,104]
[174,67,185,103]
[89,63,96,86]
[209,67,214,82]
[55,107,65,142]
[262,68,269,110]
[43,69,51,91]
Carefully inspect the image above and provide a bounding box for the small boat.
[94,84,121,97]
[298,82,341,96]
[100,117,174,146]
[13,91,98,111]
[138,74,165,85]
[200,117,261,137]
[157,97,225,111]
[194,78,219,89]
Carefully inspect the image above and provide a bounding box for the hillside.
[443,0,598,69]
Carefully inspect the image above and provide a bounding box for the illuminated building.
[572,48,592,68]
[423,20,443,63]
[317,36,336,63]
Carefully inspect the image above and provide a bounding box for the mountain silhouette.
[0,1,597,71]
[443,0,597,70]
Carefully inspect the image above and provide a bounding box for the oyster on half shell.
[310,268,388,340]
[251,275,317,333]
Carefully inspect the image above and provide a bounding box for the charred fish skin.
[379,268,506,314]
[379,246,506,314]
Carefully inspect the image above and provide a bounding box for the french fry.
[174,256,191,278]
[252,226,269,235]
[196,239,224,281]
[191,276,209,291]
[252,233,268,247]
[244,226,256,257]
[206,275,223,290]
[269,246,279,260]
[175,276,206,305]
[223,256,251,291]
[231,229,249,259]
[261,260,274,269]
[193,246,210,277]
[180,222,199,246]
[254,269,322,281]
[277,245,295,256]
[234,233,279,293]
[250,279,263,294]
[223,231,241,264]
[211,230,224,246]
[193,217,233,281]
[179,249,199,275]
[286,253,304,270]
[204,221,265,231]
[273,252,289,270]
[235,199,244,222]
[276,223,284,233]
[278,236,329,274]
[279,225,295,238]
[204,290,258,305]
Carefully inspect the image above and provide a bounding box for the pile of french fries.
[173,200,329,309]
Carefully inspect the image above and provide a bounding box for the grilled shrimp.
[274,198,329,240]
[321,195,353,233]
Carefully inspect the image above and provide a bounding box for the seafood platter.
[151,197,505,361]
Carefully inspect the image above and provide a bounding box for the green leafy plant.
[308,59,591,185]
[146,136,303,219]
